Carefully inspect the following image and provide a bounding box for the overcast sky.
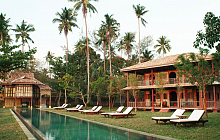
[1,0,220,62]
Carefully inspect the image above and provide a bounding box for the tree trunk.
[1,32,3,45]
[160,94,163,112]
[138,17,141,63]
[64,89,67,104]
[108,38,112,76]
[109,95,111,111]
[84,13,90,101]
[65,32,68,73]
[103,41,106,73]
[58,90,61,106]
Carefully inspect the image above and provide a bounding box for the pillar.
[40,92,42,108]
[49,92,51,108]
[178,78,180,108]
[199,90,202,109]
[151,69,154,112]
[127,72,129,107]
[151,89,154,112]
[144,91,146,107]
[213,85,217,113]
[127,90,129,107]
[31,97,33,109]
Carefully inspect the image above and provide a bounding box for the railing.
[206,101,214,108]
[129,101,220,108]
[170,101,178,107]
[129,102,146,107]
[181,101,200,108]
[129,78,193,87]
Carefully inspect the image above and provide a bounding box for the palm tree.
[0,13,11,45]
[123,32,136,60]
[133,4,149,63]
[141,49,154,62]
[154,36,171,57]
[101,14,120,76]
[75,37,91,53]
[52,7,78,73]
[101,14,119,111]
[117,38,125,58]
[12,20,35,52]
[68,0,98,95]
[45,51,54,78]
[96,26,107,73]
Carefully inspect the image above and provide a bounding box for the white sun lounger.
[82,106,103,114]
[66,105,83,112]
[54,104,68,110]
[152,109,185,125]
[170,110,208,127]
[108,107,136,119]
[78,106,97,112]
[101,106,124,117]
[65,104,80,110]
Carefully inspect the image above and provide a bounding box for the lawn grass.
[0,108,28,140]
[43,107,220,140]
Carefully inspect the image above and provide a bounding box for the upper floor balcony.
[130,77,191,87]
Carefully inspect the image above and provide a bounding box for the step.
[159,108,170,112]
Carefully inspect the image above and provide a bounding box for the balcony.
[129,78,191,87]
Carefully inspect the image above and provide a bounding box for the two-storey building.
[2,73,51,108]
[121,53,220,112]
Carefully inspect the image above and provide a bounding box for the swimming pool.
[14,109,167,140]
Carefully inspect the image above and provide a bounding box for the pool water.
[15,109,161,140]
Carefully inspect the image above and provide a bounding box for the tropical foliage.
[133,4,149,63]
[154,35,171,57]
[52,7,78,72]
[12,20,35,52]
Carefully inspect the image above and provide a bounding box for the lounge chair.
[152,109,185,125]
[101,106,124,117]
[108,107,136,119]
[54,104,68,110]
[65,104,80,110]
[170,110,208,127]
[78,106,97,112]
[66,105,83,112]
[53,103,67,109]
[82,106,103,114]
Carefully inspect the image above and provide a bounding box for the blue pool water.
[15,109,162,140]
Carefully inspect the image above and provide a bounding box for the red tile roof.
[2,73,51,90]
[120,53,212,72]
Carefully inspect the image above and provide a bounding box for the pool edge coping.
[10,109,36,140]
[12,109,48,140]
[42,108,177,140]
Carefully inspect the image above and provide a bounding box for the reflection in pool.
[15,109,162,140]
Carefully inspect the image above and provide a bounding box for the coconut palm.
[96,26,107,72]
[117,38,125,58]
[45,51,54,78]
[141,49,154,62]
[75,37,91,53]
[12,20,35,52]
[154,36,171,57]
[133,4,149,63]
[101,14,120,76]
[52,7,78,73]
[68,0,98,95]
[123,32,136,60]
[0,13,11,45]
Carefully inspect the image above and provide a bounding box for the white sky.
[1,0,220,62]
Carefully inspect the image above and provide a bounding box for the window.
[5,86,15,97]
[16,85,32,97]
